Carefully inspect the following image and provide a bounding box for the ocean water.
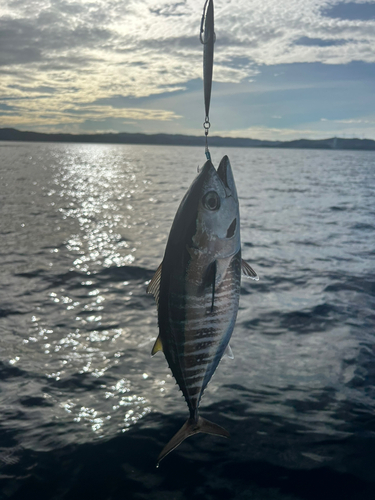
[0,141,374,499]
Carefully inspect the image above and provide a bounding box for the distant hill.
[0,128,278,148]
[0,128,374,151]
[277,137,375,151]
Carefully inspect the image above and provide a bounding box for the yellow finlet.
[151,335,163,356]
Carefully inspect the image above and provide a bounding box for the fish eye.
[202,191,220,211]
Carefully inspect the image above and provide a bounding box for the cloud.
[1,0,375,135]
[2,1,375,86]
[0,15,111,67]
[214,120,375,141]
[0,92,181,130]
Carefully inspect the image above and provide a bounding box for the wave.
[0,404,373,500]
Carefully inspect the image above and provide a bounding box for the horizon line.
[0,128,374,151]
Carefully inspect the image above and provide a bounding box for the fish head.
[191,156,240,259]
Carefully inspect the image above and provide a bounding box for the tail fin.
[157,416,229,466]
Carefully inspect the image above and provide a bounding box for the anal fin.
[224,344,234,359]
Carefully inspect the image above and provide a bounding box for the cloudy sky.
[1,0,375,140]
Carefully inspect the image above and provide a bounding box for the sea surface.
[0,141,374,499]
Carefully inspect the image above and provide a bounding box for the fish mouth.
[226,218,237,238]
[217,156,230,189]
[217,156,238,201]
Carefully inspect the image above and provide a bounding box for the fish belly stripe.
[184,373,204,381]
[182,313,237,340]
[184,320,233,334]
[182,344,215,361]
[171,295,238,312]
[184,336,220,347]
[187,388,201,396]
[186,382,204,390]
[184,366,206,372]
[186,311,235,327]
[186,321,228,334]
[171,311,236,332]
[185,358,214,368]
[177,284,236,302]
[216,285,238,295]
[212,285,236,295]
[189,309,234,319]
[184,336,220,345]
[185,355,215,365]
[183,346,215,357]
[170,270,236,297]
[184,321,227,332]
[171,286,233,299]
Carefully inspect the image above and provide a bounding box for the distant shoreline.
[1,128,375,151]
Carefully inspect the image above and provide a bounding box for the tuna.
[147,156,258,465]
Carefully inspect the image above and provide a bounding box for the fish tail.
[157,416,229,466]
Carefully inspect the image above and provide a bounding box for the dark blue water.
[0,142,374,499]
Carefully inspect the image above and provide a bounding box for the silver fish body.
[147,156,257,464]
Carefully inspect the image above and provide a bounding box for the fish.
[147,155,258,465]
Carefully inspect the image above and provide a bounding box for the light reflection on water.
[0,142,374,466]
[54,146,140,272]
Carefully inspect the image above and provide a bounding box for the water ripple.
[0,143,374,491]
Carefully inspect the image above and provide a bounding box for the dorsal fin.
[151,335,163,356]
[241,259,259,281]
[147,262,162,306]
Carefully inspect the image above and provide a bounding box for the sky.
[1,0,375,140]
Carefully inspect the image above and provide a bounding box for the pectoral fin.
[147,262,162,305]
[202,260,216,313]
[241,259,259,281]
[210,261,216,312]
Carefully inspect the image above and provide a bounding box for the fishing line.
[200,0,215,161]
